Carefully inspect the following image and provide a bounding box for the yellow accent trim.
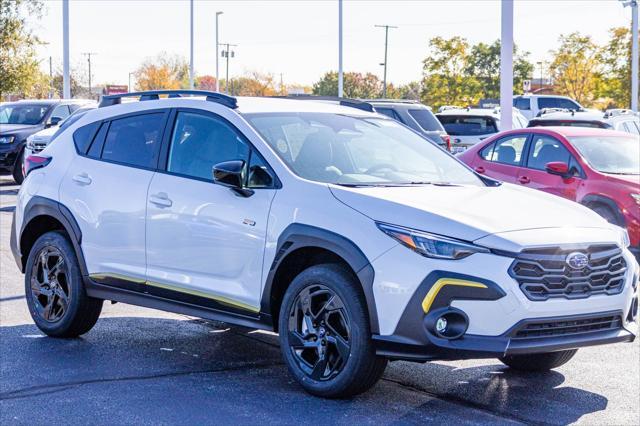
[421,278,488,313]
[89,273,260,313]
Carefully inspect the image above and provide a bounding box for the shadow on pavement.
[0,316,608,425]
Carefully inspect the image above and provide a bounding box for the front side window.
[51,105,70,121]
[569,135,639,175]
[526,135,571,170]
[0,104,50,125]
[481,135,527,166]
[101,113,165,168]
[437,115,498,136]
[246,112,482,186]
[167,112,250,182]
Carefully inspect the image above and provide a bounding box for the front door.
[517,134,582,200]
[145,109,277,314]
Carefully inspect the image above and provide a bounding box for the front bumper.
[370,245,639,361]
[0,142,23,172]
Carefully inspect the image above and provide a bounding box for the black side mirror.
[213,160,254,197]
[47,116,62,128]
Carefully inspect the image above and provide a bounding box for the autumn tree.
[0,0,43,99]
[225,72,277,96]
[549,33,603,106]
[134,54,189,91]
[312,71,383,98]
[600,27,633,108]
[196,75,217,91]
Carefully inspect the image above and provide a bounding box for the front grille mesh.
[512,314,622,339]
[509,245,627,301]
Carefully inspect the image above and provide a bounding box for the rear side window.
[72,121,101,154]
[376,108,402,122]
[101,113,165,169]
[408,108,443,132]
[514,97,531,111]
[480,135,527,165]
[538,98,580,110]
[526,135,571,170]
[438,115,498,136]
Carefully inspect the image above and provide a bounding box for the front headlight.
[377,222,489,260]
[619,228,631,248]
[26,136,35,150]
[0,135,15,144]
[631,193,640,206]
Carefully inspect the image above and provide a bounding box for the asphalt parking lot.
[0,176,638,425]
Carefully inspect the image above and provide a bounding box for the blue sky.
[32,0,629,87]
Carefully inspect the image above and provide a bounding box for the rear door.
[60,109,169,283]
[516,133,583,200]
[474,133,528,183]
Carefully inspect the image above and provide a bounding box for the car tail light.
[24,155,52,177]
[441,134,451,152]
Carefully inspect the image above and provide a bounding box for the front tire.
[499,349,577,372]
[25,231,103,337]
[12,149,24,184]
[590,204,621,226]
[279,264,387,398]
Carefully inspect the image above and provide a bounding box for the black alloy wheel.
[30,246,70,322]
[287,284,351,381]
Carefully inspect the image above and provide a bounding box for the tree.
[549,32,603,106]
[420,36,481,108]
[196,75,217,91]
[465,40,533,99]
[0,0,43,99]
[134,54,189,91]
[312,71,383,98]
[600,26,633,108]
[225,71,277,96]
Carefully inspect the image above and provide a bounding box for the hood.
[329,182,613,243]
[603,173,640,187]
[0,123,41,134]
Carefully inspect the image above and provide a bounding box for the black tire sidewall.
[591,205,620,226]
[25,231,85,336]
[12,148,24,184]
[278,264,374,396]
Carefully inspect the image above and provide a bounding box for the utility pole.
[620,1,638,110]
[375,24,397,98]
[62,0,70,99]
[221,43,237,95]
[82,53,97,98]
[129,72,134,92]
[215,11,223,92]
[338,0,343,97]
[49,57,53,99]
[500,0,514,130]
[189,0,195,89]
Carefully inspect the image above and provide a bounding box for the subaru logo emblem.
[566,252,589,270]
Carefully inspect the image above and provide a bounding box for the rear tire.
[24,231,103,337]
[12,149,24,184]
[499,349,577,372]
[279,263,387,398]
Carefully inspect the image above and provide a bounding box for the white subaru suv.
[11,90,638,398]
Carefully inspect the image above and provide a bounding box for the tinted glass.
[375,108,401,121]
[538,97,580,110]
[246,113,482,186]
[72,121,101,154]
[514,97,531,110]
[438,115,498,136]
[527,135,571,170]
[569,135,639,175]
[0,104,50,125]
[248,151,275,188]
[51,105,70,120]
[530,120,605,128]
[167,112,250,181]
[88,122,108,158]
[408,108,443,131]
[101,113,164,168]
[483,135,527,165]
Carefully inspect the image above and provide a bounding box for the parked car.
[528,109,640,136]
[512,95,585,120]
[366,100,450,150]
[436,107,528,154]
[458,126,640,259]
[12,90,638,398]
[23,104,97,170]
[0,99,93,183]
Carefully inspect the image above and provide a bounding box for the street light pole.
[500,0,514,130]
[129,72,134,93]
[62,0,70,99]
[338,0,343,98]
[189,0,195,89]
[215,11,223,92]
[375,24,397,98]
[82,53,97,98]
[622,0,639,111]
[49,56,53,99]
[221,43,237,95]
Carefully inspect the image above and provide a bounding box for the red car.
[458,126,640,258]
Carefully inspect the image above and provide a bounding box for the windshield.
[569,135,639,175]
[0,104,50,125]
[245,112,482,186]
[408,108,443,132]
[437,115,498,136]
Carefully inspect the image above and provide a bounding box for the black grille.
[509,244,627,301]
[512,314,623,339]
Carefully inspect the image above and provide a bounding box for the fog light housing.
[425,308,469,340]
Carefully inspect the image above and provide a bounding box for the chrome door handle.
[72,173,92,185]
[149,193,172,208]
